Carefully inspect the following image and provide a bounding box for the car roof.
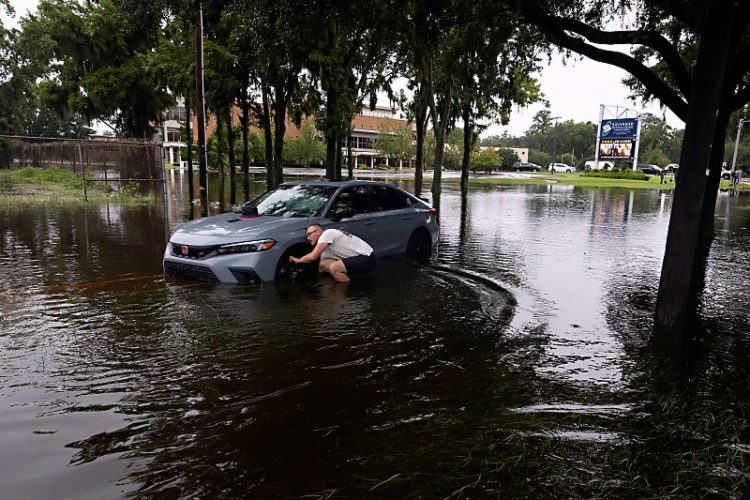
[279,179,394,188]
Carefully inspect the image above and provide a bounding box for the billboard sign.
[600,118,638,138]
[599,139,635,159]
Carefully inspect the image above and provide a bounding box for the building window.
[166,106,187,122]
[166,127,182,143]
[358,137,373,150]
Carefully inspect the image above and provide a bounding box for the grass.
[0,166,155,208]
[442,171,744,190]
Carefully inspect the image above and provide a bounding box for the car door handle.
[364,220,376,225]
[401,215,411,220]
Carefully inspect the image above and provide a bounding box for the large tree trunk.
[414,97,427,197]
[461,104,472,197]
[429,84,453,202]
[687,110,731,312]
[654,7,735,332]
[261,89,274,191]
[273,96,287,188]
[227,108,237,206]
[240,94,250,202]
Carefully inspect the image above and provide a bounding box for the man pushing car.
[289,224,376,282]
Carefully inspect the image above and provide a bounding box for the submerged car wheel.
[276,245,316,280]
[406,228,432,261]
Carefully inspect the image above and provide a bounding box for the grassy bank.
[442,171,743,190]
[0,166,155,208]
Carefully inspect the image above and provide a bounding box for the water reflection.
[1,174,749,497]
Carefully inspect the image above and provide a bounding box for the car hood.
[170,213,309,245]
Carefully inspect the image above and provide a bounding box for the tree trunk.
[261,88,274,191]
[227,108,237,206]
[185,101,194,217]
[687,109,731,312]
[273,96,287,188]
[240,94,250,202]
[216,114,225,209]
[414,99,426,197]
[654,7,735,332]
[347,135,353,179]
[461,105,472,197]
[429,84,453,202]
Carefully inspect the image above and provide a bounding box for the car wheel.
[514,168,520,172]
[276,245,316,280]
[406,228,432,261]
[566,169,571,173]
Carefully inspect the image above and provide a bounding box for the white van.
[584,160,614,170]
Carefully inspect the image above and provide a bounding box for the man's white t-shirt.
[319,229,373,260]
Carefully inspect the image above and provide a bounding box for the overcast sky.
[6,0,685,137]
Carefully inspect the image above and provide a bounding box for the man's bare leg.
[320,259,350,282]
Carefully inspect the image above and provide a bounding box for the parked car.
[512,162,543,172]
[637,164,663,175]
[163,180,440,283]
[722,168,732,180]
[547,162,576,173]
[584,160,614,170]
[665,163,679,172]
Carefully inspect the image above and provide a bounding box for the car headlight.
[216,239,276,255]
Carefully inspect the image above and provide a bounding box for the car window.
[251,184,337,217]
[371,185,409,211]
[329,185,372,215]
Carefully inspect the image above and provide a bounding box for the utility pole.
[195,2,208,217]
[730,119,749,173]
[550,116,560,163]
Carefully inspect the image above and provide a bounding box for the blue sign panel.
[600,118,638,138]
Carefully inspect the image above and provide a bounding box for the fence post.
[79,141,87,202]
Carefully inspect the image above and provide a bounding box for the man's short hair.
[307,223,323,232]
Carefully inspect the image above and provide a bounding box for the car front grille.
[171,242,221,260]
[164,260,218,281]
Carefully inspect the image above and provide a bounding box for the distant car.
[722,168,732,180]
[547,162,576,173]
[665,163,679,172]
[512,162,543,172]
[163,180,439,283]
[637,164,663,175]
[584,160,614,170]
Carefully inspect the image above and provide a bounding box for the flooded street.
[1,171,749,498]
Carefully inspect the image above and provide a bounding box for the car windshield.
[251,184,338,217]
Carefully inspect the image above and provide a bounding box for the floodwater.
[2,170,750,498]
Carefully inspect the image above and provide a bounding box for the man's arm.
[290,242,329,264]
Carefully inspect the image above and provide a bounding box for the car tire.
[276,244,316,280]
[406,228,432,261]
[565,169,571,173]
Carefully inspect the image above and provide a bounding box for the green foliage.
[375,122,415,162]
[497,147,520,169]
[470,148,500,172]
[285,120,326,167]
[529,150,551,166]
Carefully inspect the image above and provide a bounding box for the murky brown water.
[1,171,749,498]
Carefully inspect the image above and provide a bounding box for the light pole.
[550,116,561,163]
[730,118,750,174]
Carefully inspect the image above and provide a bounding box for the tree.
[17,0,173,138]
[285,120,325,167]
[498,147,520,169]
[375,122,415,167]
[470,147,500,172]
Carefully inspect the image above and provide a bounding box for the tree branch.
[541,27,688,120]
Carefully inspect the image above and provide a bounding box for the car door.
[325,185,380,252]
[369,184,415,255]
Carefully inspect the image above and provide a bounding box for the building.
[160,97,187,166]
[162,100,414,169]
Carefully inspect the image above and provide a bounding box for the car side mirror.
[330,207,355,221]
[240,202,258,216]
